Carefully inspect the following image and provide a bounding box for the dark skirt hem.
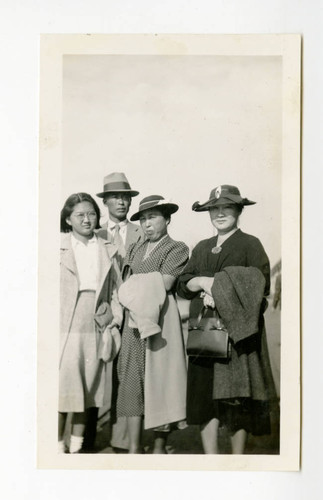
[187,397,272,436]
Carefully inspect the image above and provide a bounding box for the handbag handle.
[195,305,208,327]
[194,305,226,331]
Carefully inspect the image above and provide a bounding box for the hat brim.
[130,202,179,221]
[193,196,256,212]
[96,189,139,198]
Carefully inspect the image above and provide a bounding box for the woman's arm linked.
[186,276,215,308]
[185,276,213,296]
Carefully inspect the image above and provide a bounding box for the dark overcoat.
[177,229,277,433]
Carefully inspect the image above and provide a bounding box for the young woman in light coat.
[59,192,123,453]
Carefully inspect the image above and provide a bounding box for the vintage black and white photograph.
[38,34,300,470]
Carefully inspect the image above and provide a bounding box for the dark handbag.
[186,306,231,359]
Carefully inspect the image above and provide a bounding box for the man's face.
[103,192,131,222]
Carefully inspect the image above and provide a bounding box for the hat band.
[138,198,172,212]
[103,181,132,192]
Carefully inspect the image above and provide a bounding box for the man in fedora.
[84,172,142,452]
[96,172,143,265]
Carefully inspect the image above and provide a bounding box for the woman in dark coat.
[177,185,277,454]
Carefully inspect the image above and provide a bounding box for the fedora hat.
[96,172,139,198]
[192,185,256,212]
[130,195,179,221]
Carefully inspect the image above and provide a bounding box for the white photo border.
[38,33,301,471]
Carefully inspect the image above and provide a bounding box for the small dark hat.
[96,172,139,198]
[130,195,179,221]
[192,184,256,212]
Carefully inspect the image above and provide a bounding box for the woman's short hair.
[60,192,101,233]
[154,206,172,222]
[234,204,244,215]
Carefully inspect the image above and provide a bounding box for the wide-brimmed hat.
[96,172,139,198]
[192,184,256,212]
[130,195,179,221]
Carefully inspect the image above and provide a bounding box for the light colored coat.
[118,272,187,430]
[118,272,166,339]
[60,233,123,366]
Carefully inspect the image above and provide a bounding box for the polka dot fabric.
[125,235,189,278]
[117,235,189,418]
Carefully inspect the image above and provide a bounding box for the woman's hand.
[202,292,215,309]
[199,277,214,296]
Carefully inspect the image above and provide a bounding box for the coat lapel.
[60,233,79,366]
[60,233,78,278]
[103,226,113,243]
[98,221,142,249]
[125,222,142,248]
[95,238,115,305]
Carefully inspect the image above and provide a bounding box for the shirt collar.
[71,233,98,248]
[107,219,128,231]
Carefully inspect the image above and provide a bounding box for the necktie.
[113,223,126,260]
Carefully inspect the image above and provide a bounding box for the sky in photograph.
[62,55,282,267]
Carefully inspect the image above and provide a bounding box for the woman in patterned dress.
[116,195,189,454]
[177,185,277,454]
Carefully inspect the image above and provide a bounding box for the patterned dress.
[117,234,189,418]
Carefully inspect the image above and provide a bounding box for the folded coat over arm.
[118,272,187,429]
[210,266,276,403]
